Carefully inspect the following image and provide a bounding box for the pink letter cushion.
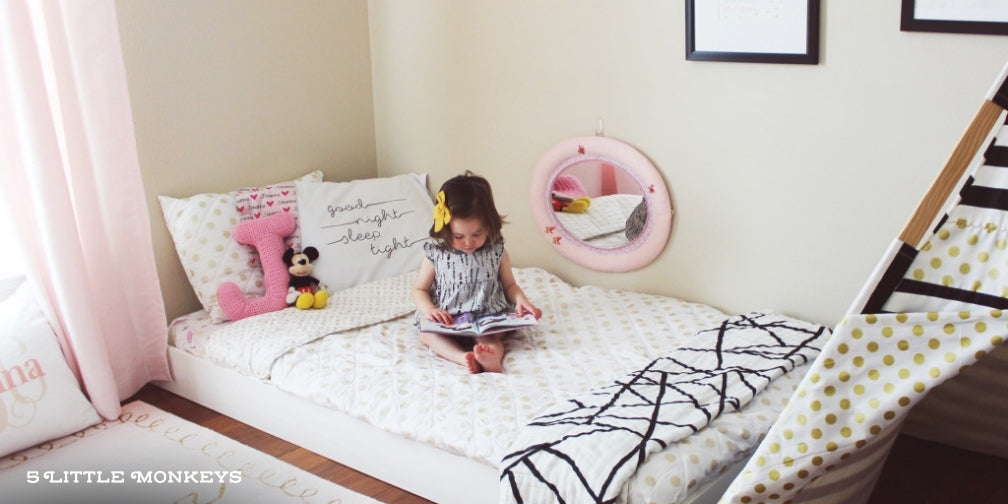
[158,170,322,323]
[233,180,303,267]
[217,212,296,321]
[0,284,101,457]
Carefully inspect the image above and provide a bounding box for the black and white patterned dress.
[421,240,510,319]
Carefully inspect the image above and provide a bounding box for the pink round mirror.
[530,136,673,272]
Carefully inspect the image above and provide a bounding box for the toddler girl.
[412,171,541,373]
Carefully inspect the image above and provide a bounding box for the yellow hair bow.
[433,190,452,232]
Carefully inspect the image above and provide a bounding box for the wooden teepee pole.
[848,62,1008,315]
[899,99,1005,247]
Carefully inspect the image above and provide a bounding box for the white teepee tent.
[720,61,1008,504]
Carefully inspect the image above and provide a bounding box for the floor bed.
[156,267,820,503]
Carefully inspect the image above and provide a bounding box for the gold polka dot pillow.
[159,171,322,322]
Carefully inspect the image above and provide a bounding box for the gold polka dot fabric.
[722,126,1008,503]
[884,201,1008,313]
[721,310,1004,503]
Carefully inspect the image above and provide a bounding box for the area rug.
[0,400,382,503]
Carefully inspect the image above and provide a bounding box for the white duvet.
[168,267,810,504]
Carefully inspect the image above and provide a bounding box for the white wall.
[369,1,1008,325]
[117,0,376,321]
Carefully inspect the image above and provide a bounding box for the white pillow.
[0,285,100,457]
[296,173,433,291]
[159,171,322,322]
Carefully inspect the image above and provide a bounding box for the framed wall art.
[901,0,1008,35]
[686,0,821,64]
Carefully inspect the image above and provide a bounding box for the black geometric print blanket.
[499,312,829,504]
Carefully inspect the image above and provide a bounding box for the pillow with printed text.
[296,173,433,292]
[0,284,101,457]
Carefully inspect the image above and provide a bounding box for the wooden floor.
[129,384,1008,503]
[866,434,1008,504]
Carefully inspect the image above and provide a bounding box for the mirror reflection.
[549,161,647,250]
[529,135,672,273]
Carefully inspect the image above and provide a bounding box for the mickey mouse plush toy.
[283,246,328,310]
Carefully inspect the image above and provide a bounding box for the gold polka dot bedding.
[167,267,826,504]
[501,312,828,504]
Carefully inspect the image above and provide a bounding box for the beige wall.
[116,0,376,321]
[369,1,1008,325]
[120,1,1008,327]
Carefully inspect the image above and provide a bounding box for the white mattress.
[168,267,811,503]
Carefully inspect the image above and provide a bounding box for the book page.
[475,312,538,332]
[419,312,536,336]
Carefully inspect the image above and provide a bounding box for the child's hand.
[426,308,454,325]
[515,298,542,319]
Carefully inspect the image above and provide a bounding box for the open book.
[419,311,538,337]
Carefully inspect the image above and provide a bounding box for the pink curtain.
[0,0,170,419]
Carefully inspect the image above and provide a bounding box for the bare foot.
[464,352,483,374]
[473,343,503,373]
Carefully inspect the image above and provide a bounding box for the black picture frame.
[901,0,1008,35]
[685,0,820,65]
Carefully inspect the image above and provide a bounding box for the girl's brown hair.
[430,171,506,248]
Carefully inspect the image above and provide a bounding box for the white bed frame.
[155,346,744,503]
[155,346,494,504]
